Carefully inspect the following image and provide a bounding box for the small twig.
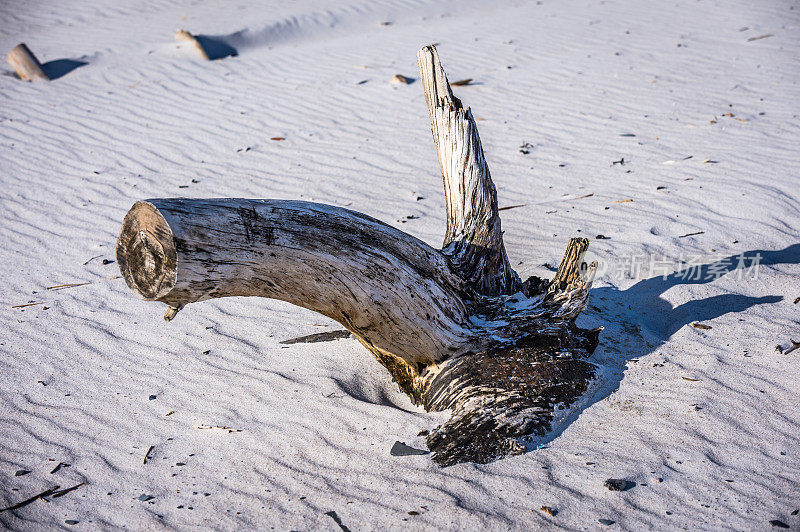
[451,78,473,86]
[11,302,44,308]
[51,482,86,498]
[498,204,527,212]
[0,486,60,512]
[782,339,800,355]
[83,255,102,265]
[46,282,90,290]
[143,445,154,465]
[196,425,242,433]
[679,231,705,238]
[50,462,69,474]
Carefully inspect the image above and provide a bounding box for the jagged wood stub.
[116,45,600,467]
[417,45,519,297]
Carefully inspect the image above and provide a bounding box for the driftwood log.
[6,43,49,81]
[116,45,600,466]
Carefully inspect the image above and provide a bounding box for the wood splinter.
[116,45,600,466]
[6,43,49,81]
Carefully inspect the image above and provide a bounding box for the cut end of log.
[7,43,50,82]
[116,201,177,300]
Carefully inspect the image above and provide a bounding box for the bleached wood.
[417,45,518,296]
[7,43,49,81]
[174,30,210,60]
[116,45,600,466]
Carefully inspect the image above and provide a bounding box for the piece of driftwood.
[6,43,49,81]
[174,30,209,60]
[116,45,599,466]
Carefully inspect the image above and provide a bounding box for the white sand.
[1,0,799,529]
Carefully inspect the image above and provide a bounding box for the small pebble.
[65,520,79,525]
[599,518,615,526]
[769,520,789,529]
[14,469,30,477]
[604,478,633,491]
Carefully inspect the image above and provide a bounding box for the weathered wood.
[116,45,600,466]
[417,45,518,296]
[117,198,473,401]
[6,43,49,81]
[174,30,210,60]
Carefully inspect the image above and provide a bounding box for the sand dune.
[1,0,799,529]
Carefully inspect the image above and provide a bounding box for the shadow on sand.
[536,243,798,448]
[42,58,88,80]
[195,36,238,60]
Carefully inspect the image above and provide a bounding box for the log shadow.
[42,58,88,80]
[536,244,797,448]
[194,35,238,60]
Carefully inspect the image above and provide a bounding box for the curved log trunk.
[116,45,600,466]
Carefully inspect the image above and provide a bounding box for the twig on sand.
[50,462,69,474]
[196,425,242,433]
[51,483,85,498]
[679,231,705,238]
[690,322,712,330]
[498,204,527,212]
[780,339,800,355]
[11,302,44,308]
[451,78,473,86]
[46,282,90,290]
[0,486,61,512]
[143,445,154,465]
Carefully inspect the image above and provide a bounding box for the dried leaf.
[451,78,473,86]
[691,322,712,330]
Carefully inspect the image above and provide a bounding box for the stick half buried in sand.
[7,43,49,81]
